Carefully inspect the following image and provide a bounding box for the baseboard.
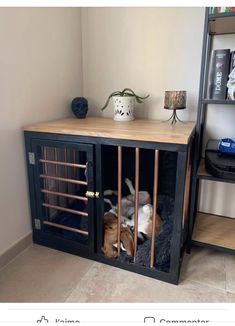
[0,232,32,270]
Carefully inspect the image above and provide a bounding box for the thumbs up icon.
[37,316,49,323]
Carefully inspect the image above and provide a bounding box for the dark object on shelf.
[205,139,235,181]
[71,97,88,119]
[163,91,186,124]
[209,49,230,100]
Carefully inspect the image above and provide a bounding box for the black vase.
[71,97,88,119]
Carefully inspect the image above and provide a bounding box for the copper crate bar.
[54,148,59,175]
[40,159,86,169]
[40,174,88,186]
[43,220,88,235]
[73,150,76,178]
[117,145,122,257]
[41,189,88,202]
[54,148,59,205]
[134,148,140,261]
[150,149,159,268]
[64,148,68,206]
[42,203,88,216]
[43,147,49,204]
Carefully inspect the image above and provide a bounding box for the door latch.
[34,219,41,230]
[86,191,100,198]
[28,152,35,165]
[86,191,94,198]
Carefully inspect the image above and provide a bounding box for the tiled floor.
[0,244,234,302]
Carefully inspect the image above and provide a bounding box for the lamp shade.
[164,91,186,110]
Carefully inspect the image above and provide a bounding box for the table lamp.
[164,91,186,124]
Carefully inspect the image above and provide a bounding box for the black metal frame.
[188,8,210,250]
[188,8,235,254]
[163,110,185,124]
[24,128,194,285]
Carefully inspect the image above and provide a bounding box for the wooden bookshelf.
[192,212,235,251]
[189,8,235,256]
[197,159,235,184]
[197,159,210,177]
[209,12,235,35]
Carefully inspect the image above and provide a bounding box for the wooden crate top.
[24,117,195,145]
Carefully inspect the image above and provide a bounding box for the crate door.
[32,139,94,251]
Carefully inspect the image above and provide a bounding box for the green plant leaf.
[138,94,150,99]
[122,92,135,97]
[135,97,143,103]
[101,91,121,111]
[100,88,149,111]
[111,91,122,97]
[101,94,113,111]
[122,88,149,100]
[121,88,136,96]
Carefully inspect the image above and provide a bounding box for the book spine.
[227,51,235,100]
[229,51,235,73]
[209,49,231,100]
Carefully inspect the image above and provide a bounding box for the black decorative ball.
[71,97,88,119]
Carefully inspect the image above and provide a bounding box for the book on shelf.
[210,7,235,14]
[208,49,230,100]
[229,51,235,73]
[227,51,235,100]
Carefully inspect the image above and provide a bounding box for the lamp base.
[163,110,184,124]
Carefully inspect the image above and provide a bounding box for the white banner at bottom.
[0,303,234,325]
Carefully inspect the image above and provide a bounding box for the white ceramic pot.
[112,96,135,121]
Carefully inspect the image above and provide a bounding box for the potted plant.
[101,88,149,121]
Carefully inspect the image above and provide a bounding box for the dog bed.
[119,194,174,272]
[44,194,174,271]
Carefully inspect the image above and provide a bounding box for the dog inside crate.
[101,145,177,272]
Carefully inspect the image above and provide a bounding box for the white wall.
[1,7,234,256]
[0,8,82,255]
[81,7,235,218]
[81,8,204,121]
